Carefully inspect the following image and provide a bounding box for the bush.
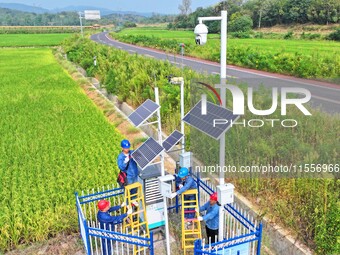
[229,15,253,32]
[229,31,252,38]
[284,31,294,39]
[300,32,321,40]
[326,28,340,41]
[123,21,137,28]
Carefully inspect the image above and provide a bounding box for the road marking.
[144,54,154,58]
[169,60,185,66]
[117,46,122,49]
[128,50,136,53]
[211,72,238,79]
[312,95,340,105]
[101,33,339,92]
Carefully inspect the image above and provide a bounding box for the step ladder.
[123,182,150,255]
[181,189,202,254]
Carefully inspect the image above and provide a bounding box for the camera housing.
[194,23,208,45]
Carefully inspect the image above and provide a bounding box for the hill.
[0,3,48,14]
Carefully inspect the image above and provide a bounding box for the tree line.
[0,8,175,27]
[170,0,339,32]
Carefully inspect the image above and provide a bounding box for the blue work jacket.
[200,201,219,230]
[97,206,127,230]
[177,175,197,196]
[117,151,138,178]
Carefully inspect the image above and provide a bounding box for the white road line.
[101,33,339,92]
[312,95,340,105]
[211,72,238,79]
[128,50,136,53]
[169,61,183,66]
[144,54,154,58]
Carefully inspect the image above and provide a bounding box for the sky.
[4,0,220,14]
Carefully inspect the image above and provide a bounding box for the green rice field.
[0,33,71,47]
[0,47,122,251]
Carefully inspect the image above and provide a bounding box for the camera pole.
[195,10,228,242]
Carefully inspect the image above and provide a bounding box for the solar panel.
[128,99,160,127]
[162,130,184,152]
[131,137,164,170]
[183,100,240,140]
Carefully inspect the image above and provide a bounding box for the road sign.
[84,10,101,20]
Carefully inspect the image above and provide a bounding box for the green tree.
[307,0,339,24]
[229,14,253,32]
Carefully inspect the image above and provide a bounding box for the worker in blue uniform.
[170,167,197,219]
[197,192,220,244]
[117,139,139,195]
[97,200,132,255]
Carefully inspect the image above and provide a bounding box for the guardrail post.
[197,173,201,208]
[84,220,91,255]
[149,232,154,255]
[194,239,202,255]
[256,223,263,255]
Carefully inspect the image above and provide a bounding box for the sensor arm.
[198,16,222,23]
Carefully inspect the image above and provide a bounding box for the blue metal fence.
[193,174,263,255]
[75,185,154,255]
[75,176,262,255]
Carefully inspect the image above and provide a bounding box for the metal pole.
[155,87,171,255]
[180,43,185,154]
[218,10,228,242]
[79,12,84,37]
[180,80,185,154]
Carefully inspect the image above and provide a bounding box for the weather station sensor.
[217,183,235,205]
[158,175,175,198]
[180,151,192,168]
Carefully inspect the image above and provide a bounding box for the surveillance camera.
[194,23,208,46]
[195,35,207,45]
[166,74,174,82]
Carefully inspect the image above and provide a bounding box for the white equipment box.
[180,152,192,168]
[217,183,235,205]
[138,163,166,229]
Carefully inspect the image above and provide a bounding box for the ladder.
[181,189,202,254]
[123,182,150,254]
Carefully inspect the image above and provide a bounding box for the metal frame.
[192,174,262,255]
[167,172,263,255]
[75,185,154,255]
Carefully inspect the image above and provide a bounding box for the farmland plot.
[0,48,122,252]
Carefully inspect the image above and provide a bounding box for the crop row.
[0,48,123,251]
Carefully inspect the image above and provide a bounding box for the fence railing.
[76,175,262,255]
[75,185,154,255]
[193,174,262,255]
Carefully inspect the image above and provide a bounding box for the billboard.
[84,10,101,20]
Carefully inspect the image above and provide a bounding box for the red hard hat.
[97,200,110,210]
[210,192,218,201]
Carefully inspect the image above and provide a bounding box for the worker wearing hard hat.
[197,192,220,244]
[97,200,132,255]
[170,167,197,199]
[170,167,197,220]
[117,139,139,186]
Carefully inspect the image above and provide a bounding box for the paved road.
[91,32,340,114]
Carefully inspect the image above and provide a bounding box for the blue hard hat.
[178,167,189,178]
[121,139,131,149]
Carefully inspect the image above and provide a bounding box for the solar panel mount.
[131,137,164,170]
[182,100,240,140]
[128,99,160,127]
[162,130,184,152]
